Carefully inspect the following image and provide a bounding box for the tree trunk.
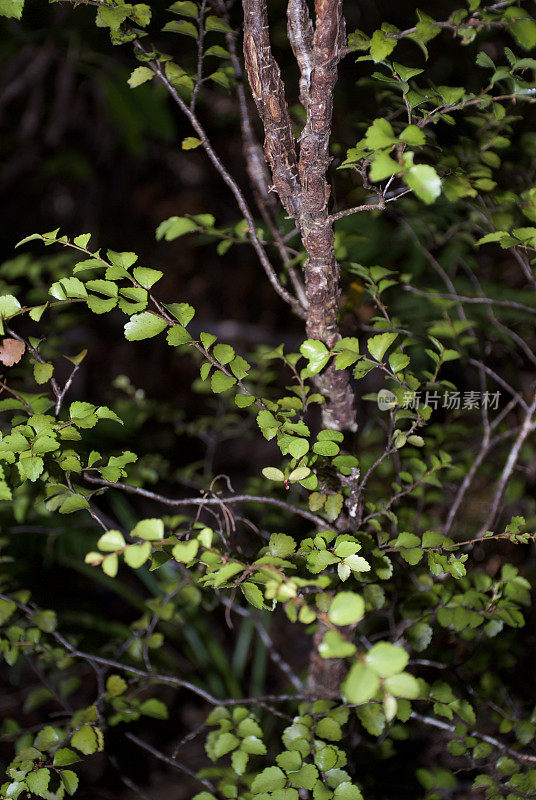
[242,0,356,697]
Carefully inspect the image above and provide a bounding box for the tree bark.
[242,0,356,435]
[242,0,356,696]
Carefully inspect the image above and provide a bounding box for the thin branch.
[403,285,536,317]
[82,473,328,527]
[125,733,218,793]
[134,43,305,318]
[410,712,536,765]
[478,392,536,536]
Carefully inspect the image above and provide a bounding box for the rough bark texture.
[287,0,314,108]
[242,0,357,696]
[243,0,302,219]
[298,0,356,433]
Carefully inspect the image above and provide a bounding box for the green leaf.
[384,672,420,698]
[0,295,21,331]
[166,302,195,326]
[369,29,396,62]
[96,3,129,29]
[156,216,197,241]
[53,749,80,767]
[369,151,402,181]
[124,542,151,568]
[211,372,237,393]
[319,630,357,659]
[18,455,44,482]
[262,467,285,482]
[288,466,311,483]
[251,767,287,794]
[133,267,163,288]
[333,783,364,800]
[342,662,380,704]
[132,518,165,540]
[399,125,426,146]
[205,14,232,33]
[172,539,199,562]
[167,325,192,346]
[102,553,118,577]
[182,136,203,149]
[508,11,536,50]
[60,770,79,796]
[404,164,441,204]
[300,339,330,375]
[241,582,265,609]
[313,440,340,457]
[59,494,90,514]
[140,698,169,719]
[106,674,127,697]
[328,592,365,625]
[365,642,409,677]
[169,0,198,17]
[26,768,50,798]
[213,343,235,364]
[98,530,125,551]
[163,19,198,37]
[128,66,153,88]
[367,332,398,362]
[213,732,240,758]
[0,0,23,17]
[269,533,296,557]
[71,725,98,755]
[364,118,396,150]
[124,312,168,341]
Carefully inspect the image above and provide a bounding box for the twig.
[82,473,328,527]
[134,43,305,318]
[477,392,536,536]
[410,711,536,765]
[125,733,218,794]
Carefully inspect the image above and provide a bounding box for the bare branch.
[82,473,328,527]
[243,0,302,219]
[287,0,314,108]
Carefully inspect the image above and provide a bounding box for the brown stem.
[242,0,302,219]
[298,0,355,431]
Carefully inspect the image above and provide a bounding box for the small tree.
[1,0,536,798]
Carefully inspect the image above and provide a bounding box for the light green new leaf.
[98,530,125,552]
[300,339,330,374]
[128,66,153,88]
[132,518,165,541]
[404,164,441,204]
[33,363,54,385]
[369,152,402,182]
[369,29,396,62]
[328,592,365,626]
[124,313,168,341]
[0,0,24,18]
[384,672,420,698]
[172,540,199,563]
[319,630,357,659]
[365,642,409,677]
[71,725,98,755]
[124,542,151,569]
[367,332,398,362]
[364,118,396,150]
[342,662,380,704]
